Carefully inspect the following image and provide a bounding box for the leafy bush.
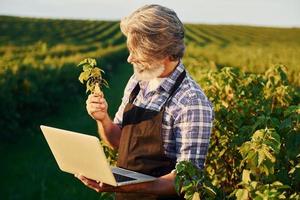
[183,65,300,199]
[175,161,216,200]
[0,64,82,141]
[0,46,127,142]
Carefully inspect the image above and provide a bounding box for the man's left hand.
[75,172,177,195]
[75,174,116,193]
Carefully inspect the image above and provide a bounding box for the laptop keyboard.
[113,173,136,182]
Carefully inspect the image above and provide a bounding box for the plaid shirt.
[114,62,214,169]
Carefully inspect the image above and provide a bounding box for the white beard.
[133,63,165,81]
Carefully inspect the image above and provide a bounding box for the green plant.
[77,57,118,162]
[239,128,281,176]
[175,161,216,200]
[230,128,290,200]
[193,65,300,199]
[77,58,117,199]
[77,58,109,94]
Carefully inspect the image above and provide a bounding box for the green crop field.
[0,16,299,199]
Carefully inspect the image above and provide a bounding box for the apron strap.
[161,70,186,111]
[165,70,186,102]
[128,70,186,106]
[128,83,141,104]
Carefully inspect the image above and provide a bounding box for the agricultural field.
[0,16,299,199]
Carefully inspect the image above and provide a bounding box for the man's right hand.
[86,93,109,122]
[86,92,121,149]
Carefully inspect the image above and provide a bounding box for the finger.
[86,183,100,193]
[87,103,105,113]
[86,104,95,116]
[89,102,107,111]
[97,98,107,107]
[94,91,104,98]
[91,103,103,109]
[86,94,95,104]
[89,107,103,114]
[92,104,106,111]
[78,175,92,186]
[91,92,102,98]
[78,175,101,191]
[100,104,106,109]
[89,104,100,110]
[86,104,92,116]
[99,98,106,103]
[76,175,89,184]
[99,91,104,98]
[86,95,100,104]
[99,182,115,192]
[90,96,103,103]
[77,174,85,181]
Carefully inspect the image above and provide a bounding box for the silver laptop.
[40,125,156,186]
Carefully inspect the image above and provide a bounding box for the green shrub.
[184,65,300,199]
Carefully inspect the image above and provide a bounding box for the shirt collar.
[131,60,185,93]
[159,60,185,93]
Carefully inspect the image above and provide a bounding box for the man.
[76,4,214,200]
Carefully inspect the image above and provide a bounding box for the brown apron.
[116,70,186,200]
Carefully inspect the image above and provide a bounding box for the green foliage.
[101,141,118,166]
[0,41,126,141]
[232,180,290,200]
[188,65,300,199]
[0,64,82,141]
[77,58,109,93]
[175,161,216,200]
[99,192,115,200]
[239,128,280,176]
[77,58,117,165]
[183,23,300,86]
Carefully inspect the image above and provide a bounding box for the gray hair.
[120,4,185,62]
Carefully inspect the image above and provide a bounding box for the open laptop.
[40,125,156,186]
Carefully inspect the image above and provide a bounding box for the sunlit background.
[0,1,299,200]
[1,0,300,27]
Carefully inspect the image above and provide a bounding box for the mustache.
[133,63,146,73]
[132,63,165,81]
[133,62,162,70]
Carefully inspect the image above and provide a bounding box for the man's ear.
[162,56,171,66]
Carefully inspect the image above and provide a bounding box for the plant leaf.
[236,189,249,200]
[192,192,200,200]
[242,170,251,183]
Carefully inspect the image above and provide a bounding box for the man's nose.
[127,53,133,63]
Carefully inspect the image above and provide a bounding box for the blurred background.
[0,0,299,199]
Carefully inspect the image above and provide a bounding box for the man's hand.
[86,92,121,149]
[75,174,115,193]
[75,172,178,195]
[86,92,109,122]
[75,174,139,193]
